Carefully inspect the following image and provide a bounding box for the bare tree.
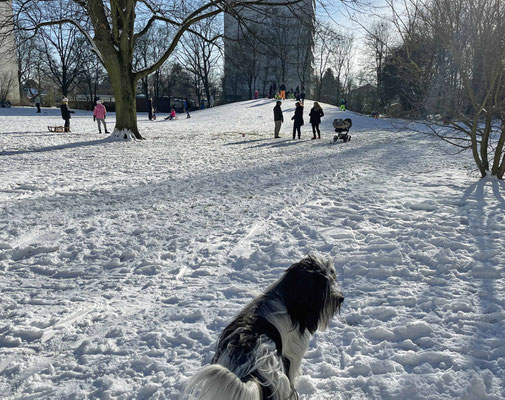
[16,32,40,100]
[77,45,108,108]
[38,21,85,97]
[0,71,15,103]
[364,19,392,109]
[294,31,313,94]
[177,16,222,103]
[389,0,505,179]
[312,23,353,102]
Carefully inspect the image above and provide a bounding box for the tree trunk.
[492,123,505,178]
[110,70,143,140]
[470,121,486,178]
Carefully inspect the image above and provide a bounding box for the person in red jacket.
[93,99,109,133]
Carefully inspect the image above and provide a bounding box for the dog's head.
[275,254,344,335]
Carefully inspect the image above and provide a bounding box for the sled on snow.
[48,126,65,132]
[333,118,352,142]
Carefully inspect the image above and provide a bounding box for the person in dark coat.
[300,86,306,105]
[291,101,304,139]
[60,97,74,132]
[309,101,324,139]
[147,98,154,120]
[273,100,284,138]
[34,94,41,113]
[184,98,191,118]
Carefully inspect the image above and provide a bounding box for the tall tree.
[177,17,222,103]
[312,23,353,103]
[77,45,108,108]
[39,21,84,97]
[389,0,505,179]
[364,20,392,110]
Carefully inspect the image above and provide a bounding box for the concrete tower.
[223,0,314,102]
[0,0,20,105]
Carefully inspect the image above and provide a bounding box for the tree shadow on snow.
[246,99,276,108]
[454,177,505,374]
[461,176,505,210]
[0,137,112,156]
[0,131,56,137]
[249,138,308,149]
[224,138,271,146]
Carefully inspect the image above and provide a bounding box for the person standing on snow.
[60,97,74,132]
[273,100,284,138]
[309,101,324,139]
[34,94,41,113]
[184,98,191,118]
[300,87,306,105]
[340,98,347,111]
[93,99,109,134]
[279,82,286,100]
[148,97,154,120]
[291,101,304,140]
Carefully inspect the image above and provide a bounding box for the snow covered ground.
[0,100,504,399]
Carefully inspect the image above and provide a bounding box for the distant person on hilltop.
[291,101,304,140]
[279,82,286,100]
[300,87,306,105]
[93,99,109,134]
[309,101,324,140]
[340,98,347,111]
[273,100,284,138]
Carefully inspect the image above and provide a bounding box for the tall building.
[223,0,314,102]
[0,0,20,105]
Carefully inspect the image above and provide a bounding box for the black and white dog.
[184,254,344,400]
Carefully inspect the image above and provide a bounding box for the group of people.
[273,100,325,140]
[268,83,306,104]
[148,98,192,121]
[57,93,343,139]
[58,95,195,133]
[58,98,109,133]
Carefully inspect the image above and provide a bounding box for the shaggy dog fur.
[184,254,344,399]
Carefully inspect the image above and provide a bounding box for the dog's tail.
[184,363,261,400]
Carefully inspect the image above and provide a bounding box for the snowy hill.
[0,100,504,399]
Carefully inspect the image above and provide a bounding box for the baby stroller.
[333,118,352,142]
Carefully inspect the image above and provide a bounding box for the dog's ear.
[280,259,332,334]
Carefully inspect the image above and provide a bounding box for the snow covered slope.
[0,100,504,399]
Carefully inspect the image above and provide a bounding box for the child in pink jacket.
[93,100,109,133]
[165,107,177,120]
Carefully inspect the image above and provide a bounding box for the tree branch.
[28,18,105,64]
